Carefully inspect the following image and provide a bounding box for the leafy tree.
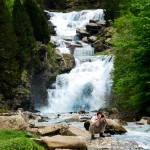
[113,0,150,115]
[23,0,50,44]
[12,0,36,70]
[0,0,20,99]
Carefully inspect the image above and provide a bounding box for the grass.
[0,130,45,150]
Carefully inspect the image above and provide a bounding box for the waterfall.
[41,9,114,113]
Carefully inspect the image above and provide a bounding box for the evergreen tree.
[0,0,20,99]
[23,0,50,44]
[12,0,35,70]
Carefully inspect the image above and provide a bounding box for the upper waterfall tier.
[46,9,104,37]
[46,9,104,54]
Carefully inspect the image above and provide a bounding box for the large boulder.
[0,114,28,130]
[85,23,101,34]
[60,125,91,140]
[38,124,67,136]
[41,135,87,149]
[106,119,127,133]
[136,117,150,125]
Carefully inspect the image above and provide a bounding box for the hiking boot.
[91,135,96,140]
[99,133,105,137]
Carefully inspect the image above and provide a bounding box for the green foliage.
[0,130,45,150]
[113,0,150,115]
[0,0,21,99]
[5,0,15,13]
[12,0,36,70]
[24,0,50,44]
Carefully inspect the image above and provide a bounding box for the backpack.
[84,120,90,131]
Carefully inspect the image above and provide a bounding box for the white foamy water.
[44,56,113,113]
[115,122,150,149]
[40,9,113,113]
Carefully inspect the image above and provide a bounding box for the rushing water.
[40,9,114,113]
[37,9,150,149]
[115,122,150,149]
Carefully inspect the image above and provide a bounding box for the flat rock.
[87,137,139,150]
[41,135,87,149]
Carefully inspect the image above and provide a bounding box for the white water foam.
[40,9,113,113]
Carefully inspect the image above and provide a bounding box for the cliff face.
[43,0,102,10]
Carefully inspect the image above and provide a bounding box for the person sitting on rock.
[89,111,107,139]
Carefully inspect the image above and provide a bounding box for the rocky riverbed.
[0,108,150,149]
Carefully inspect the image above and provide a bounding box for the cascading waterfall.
[41,9,114,113]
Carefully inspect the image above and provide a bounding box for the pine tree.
[12,0,36,70]
[23,0,50,44]
[0,0,20,99]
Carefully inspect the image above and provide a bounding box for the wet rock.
[87,137,139,150]
[92,39,105,52]
[61,54,75,72]
[76,27,90,37]
[136,117,150,125]
[82,36,89,43]
[86,23,101,33]
[38,116,49,122]
[106,119,127,133]
[41,135,87,150]
[65,115,80,122]
[88,36,97,43]
[74,110,86,114]
[48,20,56,35]
[67,43,82,54]
[89,19,106,26]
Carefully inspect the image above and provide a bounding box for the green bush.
[113,0,150,115]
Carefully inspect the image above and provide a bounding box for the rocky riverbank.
[0,108,149,149]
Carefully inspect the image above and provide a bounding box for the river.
[38,9,150,149]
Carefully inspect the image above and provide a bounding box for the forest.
[0,0,150,116]
[0,0,50,111]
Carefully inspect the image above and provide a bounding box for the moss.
[21,70,28,83]
[0,94,8,113]
[0,130,45,150]
[93,50,114,56]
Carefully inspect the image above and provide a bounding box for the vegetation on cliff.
[24,0,50,44]
[12,0,36,70]
[0,0,20,101]
[0,0,52,111]
[113,0,150,115]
